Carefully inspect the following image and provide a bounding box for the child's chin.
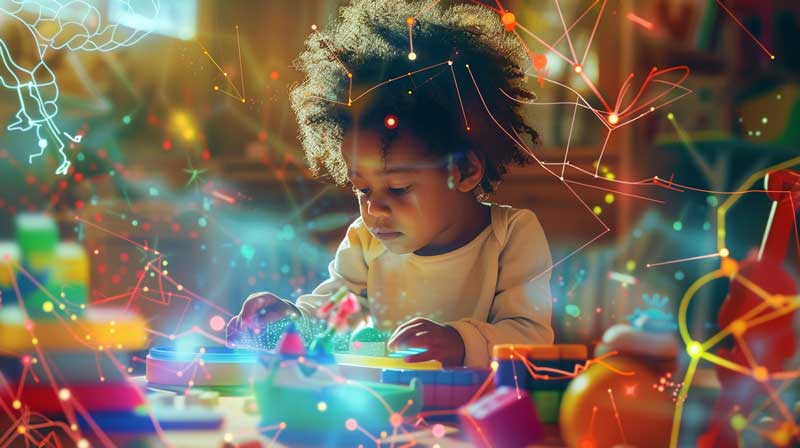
[380,240,415,255]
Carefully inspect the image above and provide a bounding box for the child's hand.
[227,292,297,342]
[387,317,465,366]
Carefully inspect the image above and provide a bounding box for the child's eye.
[388,186,411,196]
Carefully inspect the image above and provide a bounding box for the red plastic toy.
[698,169,800,447]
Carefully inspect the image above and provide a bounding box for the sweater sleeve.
[448,209,554,367]
[294,218,371,320]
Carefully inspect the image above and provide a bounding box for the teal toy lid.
[350,327,386,344]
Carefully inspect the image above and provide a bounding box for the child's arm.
[227,219,371,346]
[293,218,370,323]
[447,210,554,367]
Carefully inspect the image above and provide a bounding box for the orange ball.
[560,358,675,448]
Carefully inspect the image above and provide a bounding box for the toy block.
[0,306,148,352]
[15,213,58,272]
[1,381,145,413]
[459,386,544,447]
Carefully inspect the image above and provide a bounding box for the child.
[227,0,553,367]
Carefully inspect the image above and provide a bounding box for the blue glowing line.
[0,0,159,174]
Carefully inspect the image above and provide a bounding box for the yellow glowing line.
[717,156,800,252]
[669,356,699,448]
[677,269,726,345]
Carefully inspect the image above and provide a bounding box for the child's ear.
[452,151,484,193]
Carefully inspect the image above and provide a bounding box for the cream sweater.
[294,203,554,367]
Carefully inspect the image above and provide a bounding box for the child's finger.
[391,317,429,335]
[387,322,429,350]
[403,349,437,363]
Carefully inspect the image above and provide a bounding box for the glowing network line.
[0,0,159,175]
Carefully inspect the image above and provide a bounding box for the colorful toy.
[492,344,587,423]
[595,293,680,373]
[0,305,147,351]
[335,352,442,370]
[1,215,90,317]
[381,367,490,411]
[146,346,260,393]
[254,324,422,445]
[0,213,152,427]
[349,327,387,356]
[459,386,544,447]
[699,169,800,448]
[560,295,678,447]
[560,357,675,448]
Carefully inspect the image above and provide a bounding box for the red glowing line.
[626,12,654,30]
[74,216,159,255]
[211,190,236,204]
[715,0,774,59]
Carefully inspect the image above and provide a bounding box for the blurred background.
[0,0,799,351]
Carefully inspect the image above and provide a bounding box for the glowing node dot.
[12,400,21,410]
[753,366,768,382]
[719,248,730,257]
[667,112,675,120]
[77,440,89,448]
[730,319,746,336]
[533,54,547,70]
[311,24,317,31]
[490,361,499,371]
[169,334,176,340]
[608,113,619,125]
[384,115,398,130]
[500,12,516,32]
[390,413,403,427]
[687,341,703,358]
[223,433,234,443]
[317,401,328,412]
[58,388,71,401]
[408,52,417,61]
[17,425,25,435]
[209,315,226,332]
[432,424,446,438]
[345,418,358,431]
[71,424,78,431]
[176,371,184,377]
[279,422,287,429]
[31,338,38,345]
[213,85,219,91]
[38,139,47,149]
[42,301,54,313]
[574,64,583,74]
[447,60,453,66]
[407,17,415,26]
[592,206,602,215]
[347,73,353,79]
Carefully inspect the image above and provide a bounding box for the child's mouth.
[373,230,403,240]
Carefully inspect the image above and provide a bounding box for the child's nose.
[366,198,391,217]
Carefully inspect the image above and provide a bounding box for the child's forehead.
[343,130,442,176]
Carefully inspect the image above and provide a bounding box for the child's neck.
[414,200,491,256]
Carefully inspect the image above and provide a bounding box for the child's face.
[343,130,468,255]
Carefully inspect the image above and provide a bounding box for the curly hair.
[290,0,538,194]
